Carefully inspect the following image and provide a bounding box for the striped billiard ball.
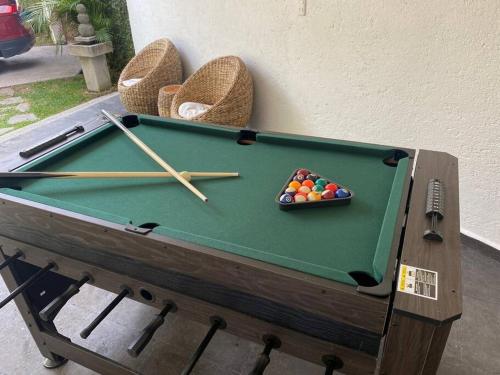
[321,190,335,199]
[298,186,311,194]
[279,193,294,204]
[312,184,324,192]
[293,174,306,183]
[294,192,308,203]
[306,174,318,182]
[307,191,322,201]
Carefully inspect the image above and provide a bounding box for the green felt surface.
[1,116,409,286]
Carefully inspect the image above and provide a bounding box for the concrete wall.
[126,0,500,248]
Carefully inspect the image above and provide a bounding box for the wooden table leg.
[0,250,70,368]
[380,312,452,375]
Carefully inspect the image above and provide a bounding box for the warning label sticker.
[397,264,438,300]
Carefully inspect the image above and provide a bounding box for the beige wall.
[126,0,500,248]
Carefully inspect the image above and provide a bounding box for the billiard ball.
[285,187,297,196]
[279,194,293,204]
[293,174,306,182]
[321,190,335,199]
[289,181,301,190]
[297,169,310,177]
[306,174,318,182]
[307,191,321,201]
[302,180,315,188]
[294,192,308,203]
[325,183,338,192]
[298,186,311,194]
[312,184,324,192]
[335,188,350,198]
[315,178,327,187]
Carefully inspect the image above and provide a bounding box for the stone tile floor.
[0,87,37,129]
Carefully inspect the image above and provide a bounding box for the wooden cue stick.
[0,172,239,179]
[102,110,208,202]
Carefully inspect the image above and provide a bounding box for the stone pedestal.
[68,41,113,92]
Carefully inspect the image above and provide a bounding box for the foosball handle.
[181,316,227,375]
[0,251,23,271]
[322,355,344,375]
[80,287,131,339]
[249,335,281,375]
[0,262,55,310]
[127,302,176,358]
[250,355,270,375]
[39,274,91,322]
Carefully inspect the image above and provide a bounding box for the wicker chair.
[118,39,182,115]
[171,56,253,127]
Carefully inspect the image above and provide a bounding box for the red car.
[0,0,34,58]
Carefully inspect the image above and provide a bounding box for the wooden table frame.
[0,122,461,375]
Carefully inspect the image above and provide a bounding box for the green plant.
[21,0,113,44]
[19,0,134,82]
[107,0,134,82]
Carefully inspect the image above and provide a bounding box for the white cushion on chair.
[178,102,212,120]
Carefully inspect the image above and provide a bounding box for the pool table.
[0,114,461,374]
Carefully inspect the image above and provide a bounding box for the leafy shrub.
[20,0,134,83]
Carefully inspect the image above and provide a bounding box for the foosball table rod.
[0,255,344,374]
[249,334,281,375]
[80,286,132,339]
[39,273,92,322]
[127,301,177,357]
[181,316,227,375]
[0,262,55,310]
[0,251,23,271]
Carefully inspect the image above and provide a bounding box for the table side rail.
[393,150,462,323]
[0,192,390,335]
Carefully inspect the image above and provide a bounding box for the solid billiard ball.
[315,178,328,187]
[297,169,310,177]
[294,192,308,203]
[306,174,318,182]
[321,190,335,199]
[293,174,306,182]
[285,187,297,196]
[298,186,311,194]
[312,184,324,192]
[289,181,301,190]
[325,183,338,192]
[302,180,315,189]
[307,191,321,201]
[335,188,350,198]
[279,194,293,204]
